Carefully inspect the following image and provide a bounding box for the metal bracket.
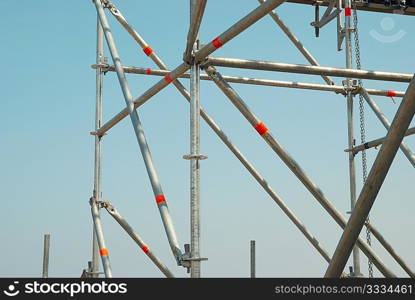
[183,154,208,160]
[180,244,208,273]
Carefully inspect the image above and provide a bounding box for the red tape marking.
[143,46,153,56]
[345,8,352,16]
[100,248,109,257]
[212,37,223,49]
[156,194,166,204]
[145,68,152,75]
[254,122,269,136]
[141,245,150,254]
[386,90,397,97]
[164,74,173,84]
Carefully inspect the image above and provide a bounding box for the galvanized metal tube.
[346,127,415,154]
[104,204,174,278]
[90,200,112,278]
[96,0,286,137]
[102,20,334,266]
[325,76,415,278]
[344,0,361,277]
[184,0,207,62]
[194,0,287,62]
[92,15,104,279]
[360,88,415,168]
[92,64,405,98]
[190,35,202,278]
[204,65,396,278]
[258,0,334,85]
[94,0,183,263]
[250,240,256,278]
[42,234,50,278]
[204,57,413,82]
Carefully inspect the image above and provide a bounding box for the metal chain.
[352,2,374,278]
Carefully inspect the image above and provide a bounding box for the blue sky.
[1,0,414,278]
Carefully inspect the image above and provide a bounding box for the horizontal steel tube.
[204,57,414,82]
[346,127,415,154]
[92,64,405,98]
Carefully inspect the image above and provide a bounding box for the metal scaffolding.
[85,0,414,278]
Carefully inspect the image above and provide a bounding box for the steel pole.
[346,127,415,154]
[204,65,396,277]
[92,64,405,98]
[189,0,202,278]
[344,0,361,277]
[95,0,287,137]
[325,76,415,278]
[204,57,414,82]
[184,0,207,63]
[90,199,112,278]
[101,16,334,266]
[42,234,50,278]
[360,88,415,168]
[250,240,256,278]
[91,15,105,279]
[258,0,334,85]
[93,0,183,264]
[103,203,174,278]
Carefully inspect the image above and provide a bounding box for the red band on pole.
[141,245,150,254]
[145,68,152,75]
[212,37,223,49]
[164,74,173,83]
[156,194,166,204]
[386,90,397,97]
[345,8,352,16]
[143,46,153,56]
[254,122,269,136]
[100,248,109,257]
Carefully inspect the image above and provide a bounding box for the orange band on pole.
[143,46,153,56]
[254,122,269,136]
[100,248,109,257]
[212,37,223,49]
[164,74,173,83]
[141,245,150,254]
[387,90,397,97]
[156,194,166,204]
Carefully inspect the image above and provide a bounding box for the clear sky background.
[1,0,414,278]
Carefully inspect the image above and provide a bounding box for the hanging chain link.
[352,2,374,278]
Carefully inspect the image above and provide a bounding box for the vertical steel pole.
[250,240,256,278]
[42,234,50,278]
[90,12,112,279]
[325,76,415,277]
[93,0,183,264]
[344,1,361,277]
[92,15,104,279]
[190,0,202,278]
